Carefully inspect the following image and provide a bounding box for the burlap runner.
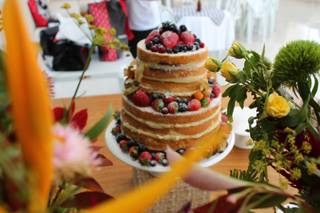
[132,169,210,213]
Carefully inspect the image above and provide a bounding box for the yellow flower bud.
[265,92,290,118]
[205,57,221,72]
[220,61,240,82]
[228,41,247,59]
[61,3,71,9]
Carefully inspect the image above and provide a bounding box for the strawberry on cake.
[111,22,231,166]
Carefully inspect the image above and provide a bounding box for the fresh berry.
[159,22,172,33]
[160,158,169,166]
[180,31,195,45]
[173,46,179,53]
[188,99,201,111]
[132,90,150,107]
[111,126,121,135]
[155,152,165,162]
[208,78,215,85]
[137,143,147,152]
[177,148,186,155]
[166,48,173,54]
[193,91,204,100]
[157,44,166,53]
[146,30,160,43]
[199,42,205,48]
[161,31,179,49]
[221,113,228,123]
[151,99,164,112]
[168,101,179,114]
[212,85,221,98]
[116,133,126,143]
[150,160,157,167]
[187,45,193,51]
[151,45,158,52]
[163,96,175,104]
[119,140,129,152]
[179,25,187,32]
[194,44,200,50]
[161,107,169,114]
[146,42,152,50]
[127,139,136,147]
[139,151,152,165]
[201,97,210,107]
[129,146,139,159]
[178,103,188,112]
[195,38,201,43]
[152,36,160,44]
[151,93,163,100]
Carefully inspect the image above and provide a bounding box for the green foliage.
[273,40,320,88]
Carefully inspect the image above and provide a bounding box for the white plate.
[105,119,235,174]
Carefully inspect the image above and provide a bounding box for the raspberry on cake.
[116,22,230,166]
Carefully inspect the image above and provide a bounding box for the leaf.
[62,191,113,209]
[248,193,287,209]
[311,74,319,97]
[85,105,112,141]
[177,202,191,213]
[53,107,66,122]
[71,109,88,130]
[74,177,104,192]
[95,154,113,167]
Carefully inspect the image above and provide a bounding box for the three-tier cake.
[112,22,229,166]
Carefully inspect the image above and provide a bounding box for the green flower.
[273,40,320,87]
[306,161,318,175]
[85,14,94,23]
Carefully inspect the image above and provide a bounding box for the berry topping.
[163,96,175,104]
[178,103,188,112]
[115,133,126,143]
[155,152,165,162]
[180,31,195,45]
[212,85,221,98]
[161,31,179,49]
[146,30,160,44]
[201,97,210,107]
[119,140,129,152]
[139,151,152,165]
[111,126,121,135]
[188,99,201,111]
[200,42,205,48]
[179,25,187,32]
[161,107,169,114]
[221,113,228,123]
[132,90,150,107]
[193,91,204,100]
[168,101,179,114]
[177,148,186,155]
[151,99,165,112]
[129,146,139,159]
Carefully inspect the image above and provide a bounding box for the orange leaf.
[3,0,54,211]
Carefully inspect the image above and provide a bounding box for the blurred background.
[0,0,319,98]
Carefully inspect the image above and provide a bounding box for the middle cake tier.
[121,95,222,150]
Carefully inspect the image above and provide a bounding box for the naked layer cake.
[112,22,229,166]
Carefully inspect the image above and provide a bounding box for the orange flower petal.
[85,124,231,213]
[3,0,53,211]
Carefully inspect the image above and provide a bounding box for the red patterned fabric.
[28,0,48,27]
[89,2,117,61]
[118,0,134,40]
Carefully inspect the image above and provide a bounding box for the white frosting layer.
[123,104,221,129]
[144,60,206,71]
[122,116,221,141]
[143,73,207,83]
[139,85,198,96]
[123,95,221,117]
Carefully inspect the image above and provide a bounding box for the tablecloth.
[176,13,235,51]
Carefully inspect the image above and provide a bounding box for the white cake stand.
[105,119,235,174]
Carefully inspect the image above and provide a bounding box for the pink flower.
[53,124,99,179]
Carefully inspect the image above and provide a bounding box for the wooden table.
[53,94,281,212]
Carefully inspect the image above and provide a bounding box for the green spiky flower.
[273,40,320,87]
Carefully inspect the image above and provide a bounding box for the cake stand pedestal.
[105,119,235,212]
[132,169,210,213]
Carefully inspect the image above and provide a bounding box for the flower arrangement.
[202,40,320,212]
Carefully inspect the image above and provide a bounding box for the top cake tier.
[137,39,208,65]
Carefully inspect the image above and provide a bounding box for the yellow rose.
[220,61,240,82]
[228,41,247,59]
[205,57,221,72]
[266,92,290,118]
